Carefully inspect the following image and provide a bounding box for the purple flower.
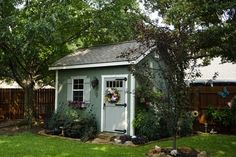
[68,101,86,109]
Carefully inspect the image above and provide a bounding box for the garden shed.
[49,41,161,135]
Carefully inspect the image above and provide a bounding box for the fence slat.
[0,88,54,121]
[190,86,236,111]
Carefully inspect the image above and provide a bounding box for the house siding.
[57,65,134,134]
[136,51,167,92]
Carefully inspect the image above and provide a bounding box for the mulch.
[0,119,43,135]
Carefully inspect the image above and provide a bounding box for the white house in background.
[189,57,236,85]
[0,81,22,89]
[0,80,54,89]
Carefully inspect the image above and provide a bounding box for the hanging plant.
[105,88,120,103]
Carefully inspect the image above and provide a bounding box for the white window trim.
[130,74,135,136]
[55,70,58,111]
[101,74,128,133]
[71,76,87,102]
[50,61,131,70]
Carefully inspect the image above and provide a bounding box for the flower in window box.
[68,101,87,109]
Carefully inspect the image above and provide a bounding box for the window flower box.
[68,101,88,109]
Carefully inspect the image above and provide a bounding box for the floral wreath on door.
[105,88,120,103]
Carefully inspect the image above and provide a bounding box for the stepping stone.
[91,132,120,144]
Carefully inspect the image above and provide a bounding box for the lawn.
[0,133,235,157]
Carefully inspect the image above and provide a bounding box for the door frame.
[100,74,128,133]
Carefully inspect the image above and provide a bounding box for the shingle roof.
[51,40,148,68]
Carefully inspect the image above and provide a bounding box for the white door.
[103,77,127,133]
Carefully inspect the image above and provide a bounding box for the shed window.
[106,80,123,88]
[73,79,84,101]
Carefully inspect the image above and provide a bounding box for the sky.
[138,1,166,26]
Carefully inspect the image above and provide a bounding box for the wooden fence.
[190,85,236,112]
[189,85,236,133]
[1,85,235,124]
[0,88,55,121]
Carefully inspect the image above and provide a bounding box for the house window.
[73,79,84,101]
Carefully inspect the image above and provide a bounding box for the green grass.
[0,133,236,157]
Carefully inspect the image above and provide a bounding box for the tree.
[142,0,236,62]
[137,0,236,150]
[136,25,193,150]
[186,0,236,62]
[0,0,141,126]
[0,0,77,125]
[75,0,141,47]
[136,0,203,150]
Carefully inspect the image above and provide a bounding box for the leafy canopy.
[0,0,141,87]
[142,0,236,62]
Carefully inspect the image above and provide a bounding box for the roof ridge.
[75,40,137,51]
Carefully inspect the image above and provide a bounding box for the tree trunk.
[172,131,177,150]
[24,83,35,128]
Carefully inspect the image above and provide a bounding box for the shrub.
[48,103,97,141]
[64,115,97,141]
[179,112,194,137]
[204,99,236,134]
[205,104,235,127]
[48,104,78,132]
[205,105,215,123]
[133,108,169,140]
[158,117,170,138]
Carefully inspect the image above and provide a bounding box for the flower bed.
[147,146,207,157]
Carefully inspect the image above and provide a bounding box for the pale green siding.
[136,51,167,91]
[57,66,134,133]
